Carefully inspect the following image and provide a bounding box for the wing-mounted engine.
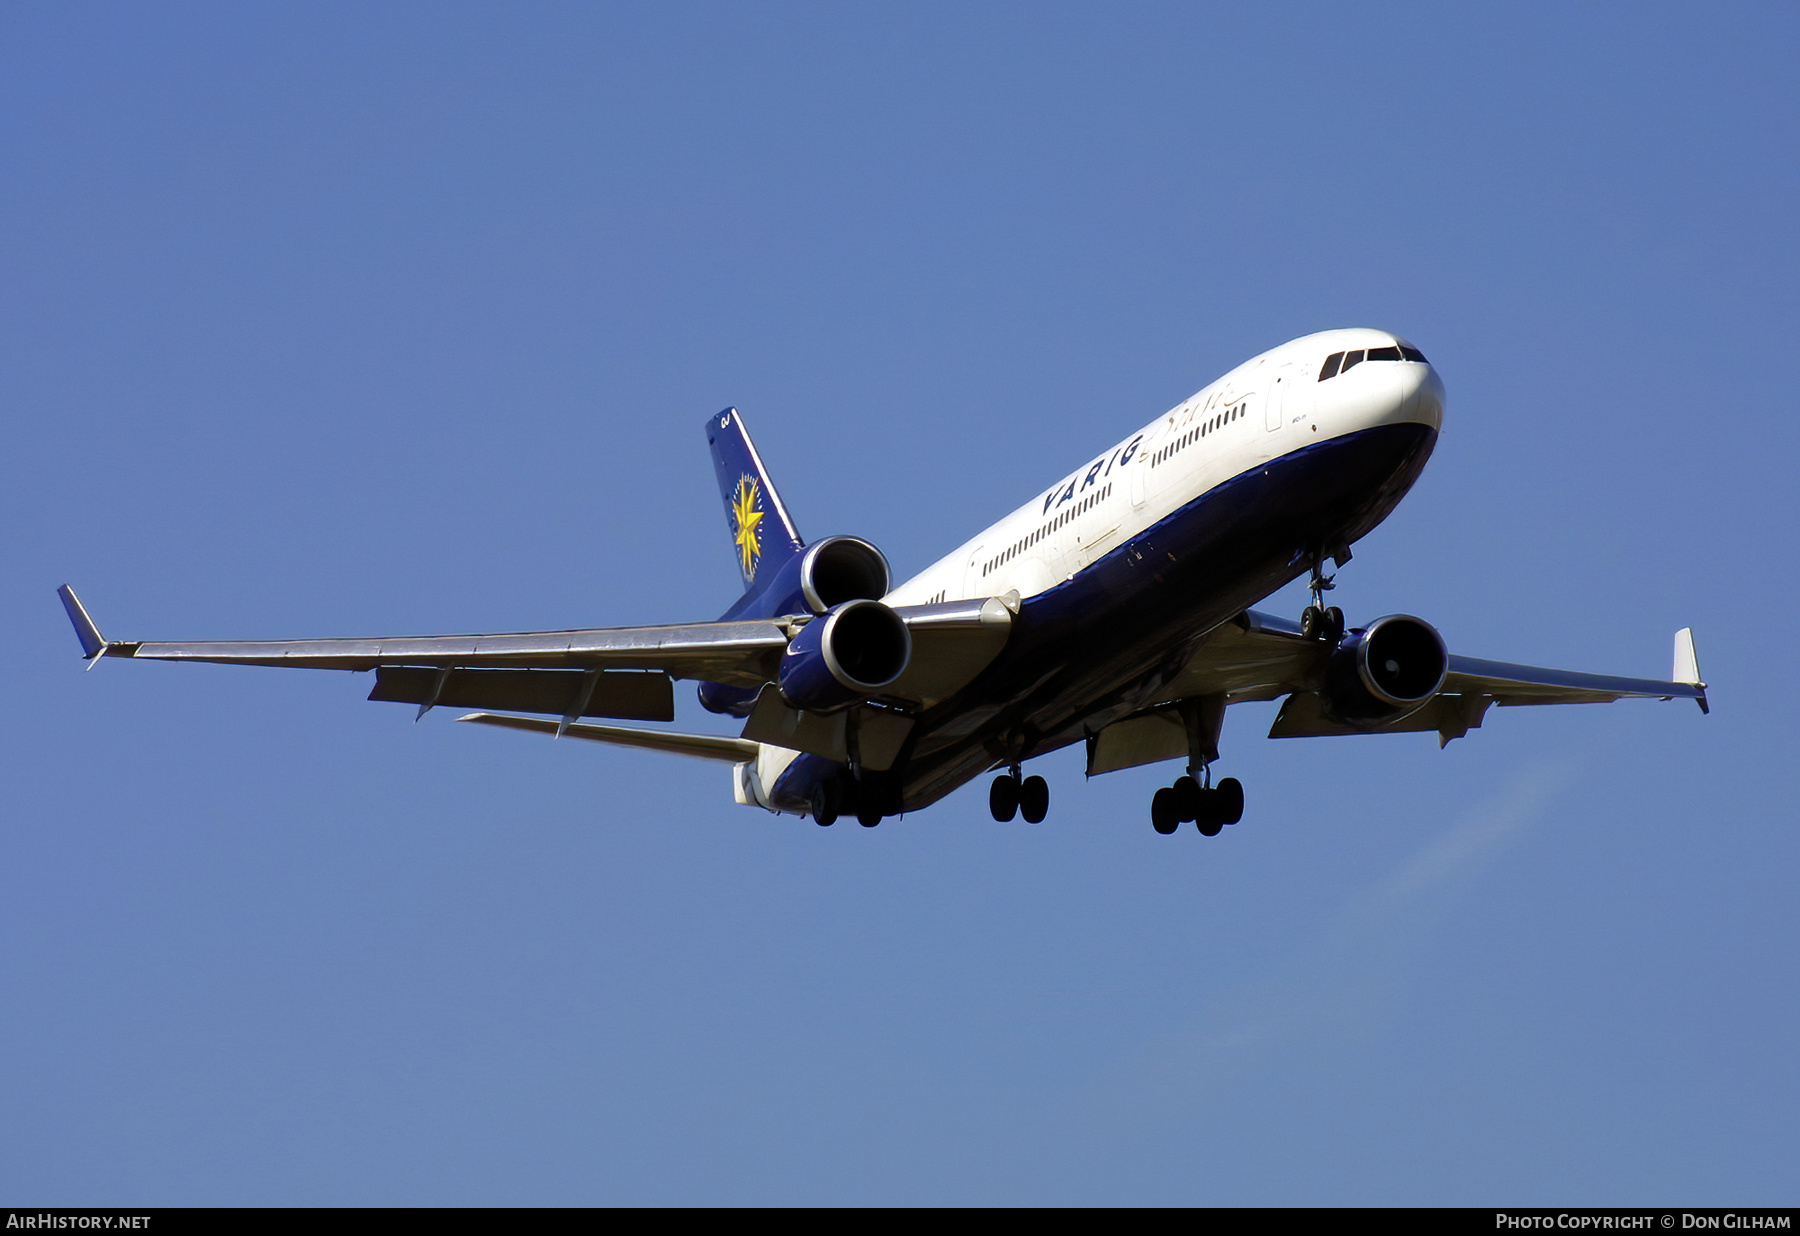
[1268,613,1450,737]
[1318,613,1449,725]
[778,598,912,713]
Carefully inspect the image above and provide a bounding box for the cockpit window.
[1318,342,1428,380]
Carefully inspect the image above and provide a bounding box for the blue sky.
[3,2,1796,1205]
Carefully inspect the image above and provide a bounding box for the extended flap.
[1086,709,1188,776]
[1268,691,1492,746]
[740,687,914,771]
[883,597,1013,708]
[370,667,674,722]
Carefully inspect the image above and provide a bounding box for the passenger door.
[964,545,986,596]
[1266,363,1293,432]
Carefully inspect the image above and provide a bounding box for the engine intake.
[1322,614,1448,725]
[799,536,891,614]
[779,599,912,713]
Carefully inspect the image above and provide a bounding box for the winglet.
[1673,627,1708,714]
[57,585,108,661]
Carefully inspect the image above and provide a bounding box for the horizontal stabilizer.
[456,711,759,762]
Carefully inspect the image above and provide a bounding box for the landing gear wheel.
[1301,606,1324,641]
[857,804,882,828]
[810,782,839,827]
[1215,777,1244,825]
[1324,606,1344,643]
[989,775,1019,822]
[1196,802,1224,837]
[1018,775,1049,824]
[1151,787,1179,834]
[1170,775,1202,822]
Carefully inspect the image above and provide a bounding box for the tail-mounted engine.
[1320,614,1448,726]
[697,535,894,716]
[795,536,891,614]
[778,599,912,713]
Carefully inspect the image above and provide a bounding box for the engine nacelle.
[778,599,912,713]
[1321,614,1449,725]
[696,536,894,716]
[796,536,891,614]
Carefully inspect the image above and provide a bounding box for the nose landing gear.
[1300,605,1344,643]
[1300,555,1345,643]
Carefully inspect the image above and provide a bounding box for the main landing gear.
[990,766,1049,823]
[810,780,840,827]
[810,775,889,827]
[1151,772,1244,835]
[1148,694,1248,836]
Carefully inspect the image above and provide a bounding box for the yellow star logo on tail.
[731,475,764,579]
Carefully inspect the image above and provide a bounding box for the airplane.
[58,328,1708,835]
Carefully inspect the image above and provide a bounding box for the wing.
[1269,628,1710,744]
[56,586,1015,733]
[97,618,789,683]
[58,584,789,729]
[1087,610,1706,774]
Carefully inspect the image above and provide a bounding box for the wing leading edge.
[58,584,790,686]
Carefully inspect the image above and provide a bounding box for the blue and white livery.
[58,329,1707,835]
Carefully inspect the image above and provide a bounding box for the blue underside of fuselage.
[770,421,1438,816]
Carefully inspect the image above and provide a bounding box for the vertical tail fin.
[706,408,804,591]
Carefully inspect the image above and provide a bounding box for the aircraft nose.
[1395,361,1445,431]
[1314,354,1440,433]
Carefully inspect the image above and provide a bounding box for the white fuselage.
[886,328,1444,608]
